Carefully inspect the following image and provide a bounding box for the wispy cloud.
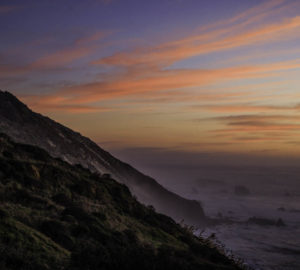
[213,114,299,120]
[0,5,21,14]
[208,114,300,138]
[22,0,300,112]
[194,103,300,113]
[7,0,300,125]
[94,4,300,69]
[21,94,112,113]
[27,57,300,111]
[0,31,110,77]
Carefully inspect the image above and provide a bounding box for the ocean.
[158,165,300,270]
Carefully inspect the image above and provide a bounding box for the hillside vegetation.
[0,133,241,270]
[0,90,207,226]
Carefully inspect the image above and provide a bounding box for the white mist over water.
[197,193,300,270]
[161,166,300,270]
[110,148,300,269]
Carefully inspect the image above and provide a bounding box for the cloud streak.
[207,113,300,144]
[27,57,300,111]
[21,0,300,113]
[0,31,109,78]
[0,5,20,14]
[95,6,300,69]
[195,103,300,113]
[3,0,300,155]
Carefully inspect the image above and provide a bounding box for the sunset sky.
[1,0,300,165]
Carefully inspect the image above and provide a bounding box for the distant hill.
[0,133,241,270]
[0,90,207,226]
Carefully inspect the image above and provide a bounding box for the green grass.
[0,217,69,270]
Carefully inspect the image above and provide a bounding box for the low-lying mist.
[110,146,300,270]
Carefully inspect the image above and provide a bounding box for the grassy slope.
[0,133,241,270]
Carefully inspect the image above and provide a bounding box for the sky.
[1,0,300,168]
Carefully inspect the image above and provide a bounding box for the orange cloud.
[56,58,300,103]
[124,90,249,105]
[30,46,95,69]
[75,30,112,46]
[197,113,300,147]
[43,105,111,114]
[196,0,287,32]
[20,94,111,114]
[209,114,300,137]
[214,125,300,132]
[210,114,300,122]
[196,103,300,113]
[24,56,300,113]
[95,9,300,68]
[0,31,109,77]
[16,1,300,115]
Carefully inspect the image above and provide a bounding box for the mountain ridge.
[0,90,207,226]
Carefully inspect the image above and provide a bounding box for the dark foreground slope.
[0,90,206,226]
[0,134,241,270]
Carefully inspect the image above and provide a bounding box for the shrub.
[52,193,72,206]
[62,206,91,221]
[40,220,74,249]
[3,151,13,159]
[0,208,8,219]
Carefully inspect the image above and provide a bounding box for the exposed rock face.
[0,90,207,226]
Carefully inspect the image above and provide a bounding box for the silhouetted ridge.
[0,91,32,121]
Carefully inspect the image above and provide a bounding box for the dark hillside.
[0,90,206,226]
[0,133,240,270]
